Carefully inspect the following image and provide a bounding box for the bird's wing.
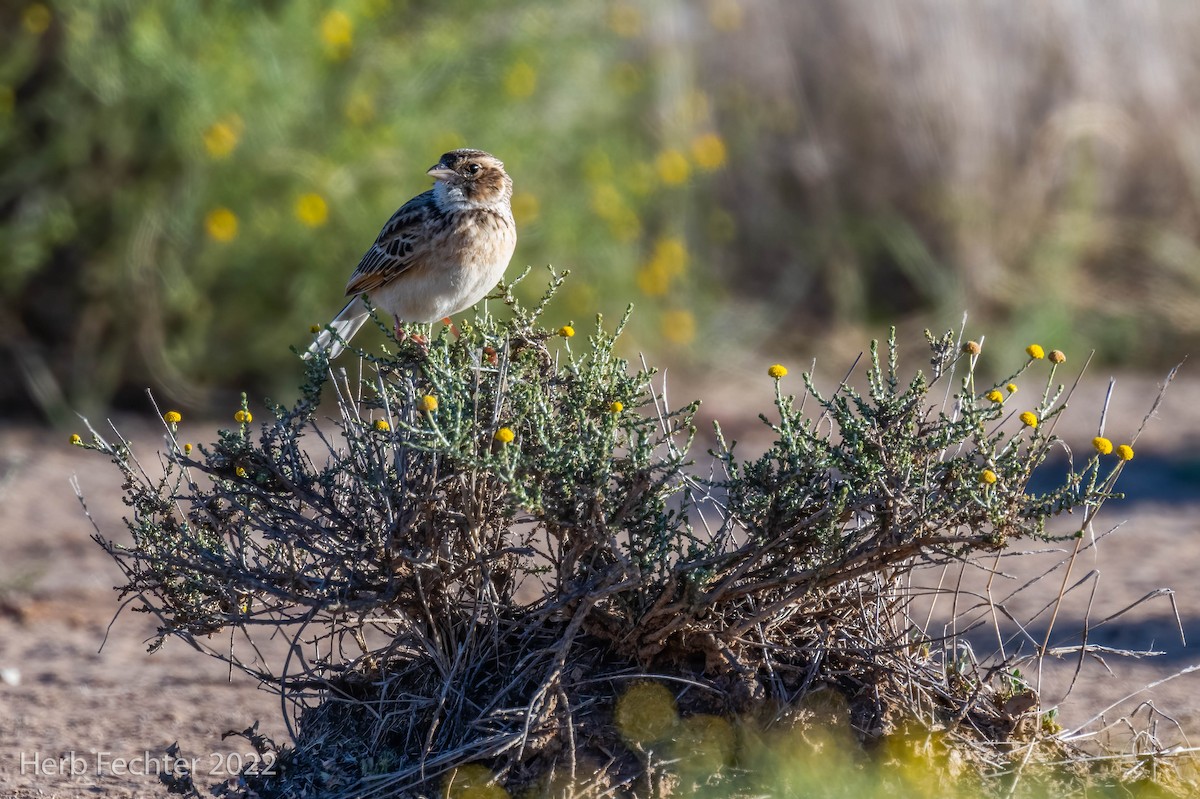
[344,190,443,296]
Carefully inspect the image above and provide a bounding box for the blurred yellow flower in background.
[434,130,466,153]
[203,115,243,159]
[636,237,689,296]
[661,309,696,344]
[583,150,614,182]
[295,193,329,227]
[608,2,642,38]
[22,3,52,35]
[320,10,353,60]
[691,132,727,171]
[708,0,744,31]
[205,207,238,242]
[344,91,375,125]
[511,192,539,224]
[504,60,537,98]
[655,149,691,185]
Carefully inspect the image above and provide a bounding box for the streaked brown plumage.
[306,149,516,359]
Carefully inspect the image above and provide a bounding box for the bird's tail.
[304,299,371,361]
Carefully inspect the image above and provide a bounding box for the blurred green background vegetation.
[4,0,1200,420]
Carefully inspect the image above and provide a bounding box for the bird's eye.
[466,163,481,175]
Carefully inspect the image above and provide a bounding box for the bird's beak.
[427,164,456,181]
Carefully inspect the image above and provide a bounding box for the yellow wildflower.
[1026,344,1045,360]
[1006,383,1018,393]
[1049,349,1066,364]
[615,681,677,746]
[980,469,998,485]
[558,325,575,338]
[609,401,624,414]
[235,466,248,478]
[1019,411,1038,428]
[1116,444,1135,461]
[70,433,82,446]
[655,149,691,186]
[22,4,51,35]
[419,395,438,413]
[768,364,788,379]
[320,10,353,60]
[184,443,193,455]
[374,419,390,432]
[494,427,515,444]
[1092,436,1113,455]
[708,0,744,31]
[690,132,727,171]
[163,410,182,424]
[235,410,253,424]
[202,116,242,159]
[661,309,696,345]
[205,207,238,243]
[310,324,322,333]
[503,60,537,99]
[608,2,642,37]
[295,193,329,227]
[441,764,505,799]
[985,390,1003,404]
[962,340,981,355]
[344,91,375,125]
[510,192,539,225]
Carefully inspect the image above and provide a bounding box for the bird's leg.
[442,317,462,338]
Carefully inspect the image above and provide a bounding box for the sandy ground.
[2,364,1199,797]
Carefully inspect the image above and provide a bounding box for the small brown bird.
[307,149,516,359]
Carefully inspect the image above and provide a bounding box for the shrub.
[77,273,1190,797]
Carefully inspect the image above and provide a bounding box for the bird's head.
[427,149,512,208]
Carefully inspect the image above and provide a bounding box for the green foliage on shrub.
[74,272,1190,797]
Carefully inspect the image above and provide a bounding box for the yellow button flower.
[1019,411,1039,428]
[558,325,575,338]
[1117,444,1135,461]
[979,469,998,485]
[1092,436,1113,455]
[183,443,193,455]
[504,60,537,99]
[494,427,515,444]
[320,10,353,59]
[768,364,788,379]
[205,207,238,243]
[235,466,248,478]
[419,395,438,413]
[690,132,727,171]
[985,390,1003,404]
[655,149,690,186]
[1026,344,1045,360]
[295,193,329,228]
[234,410,253,424]
[609,400,624,414]
[22,4,51,35]
[70,433,82,446]
[1006,383,1018,394]
[163,410,182,424]
[374,419,390,432]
